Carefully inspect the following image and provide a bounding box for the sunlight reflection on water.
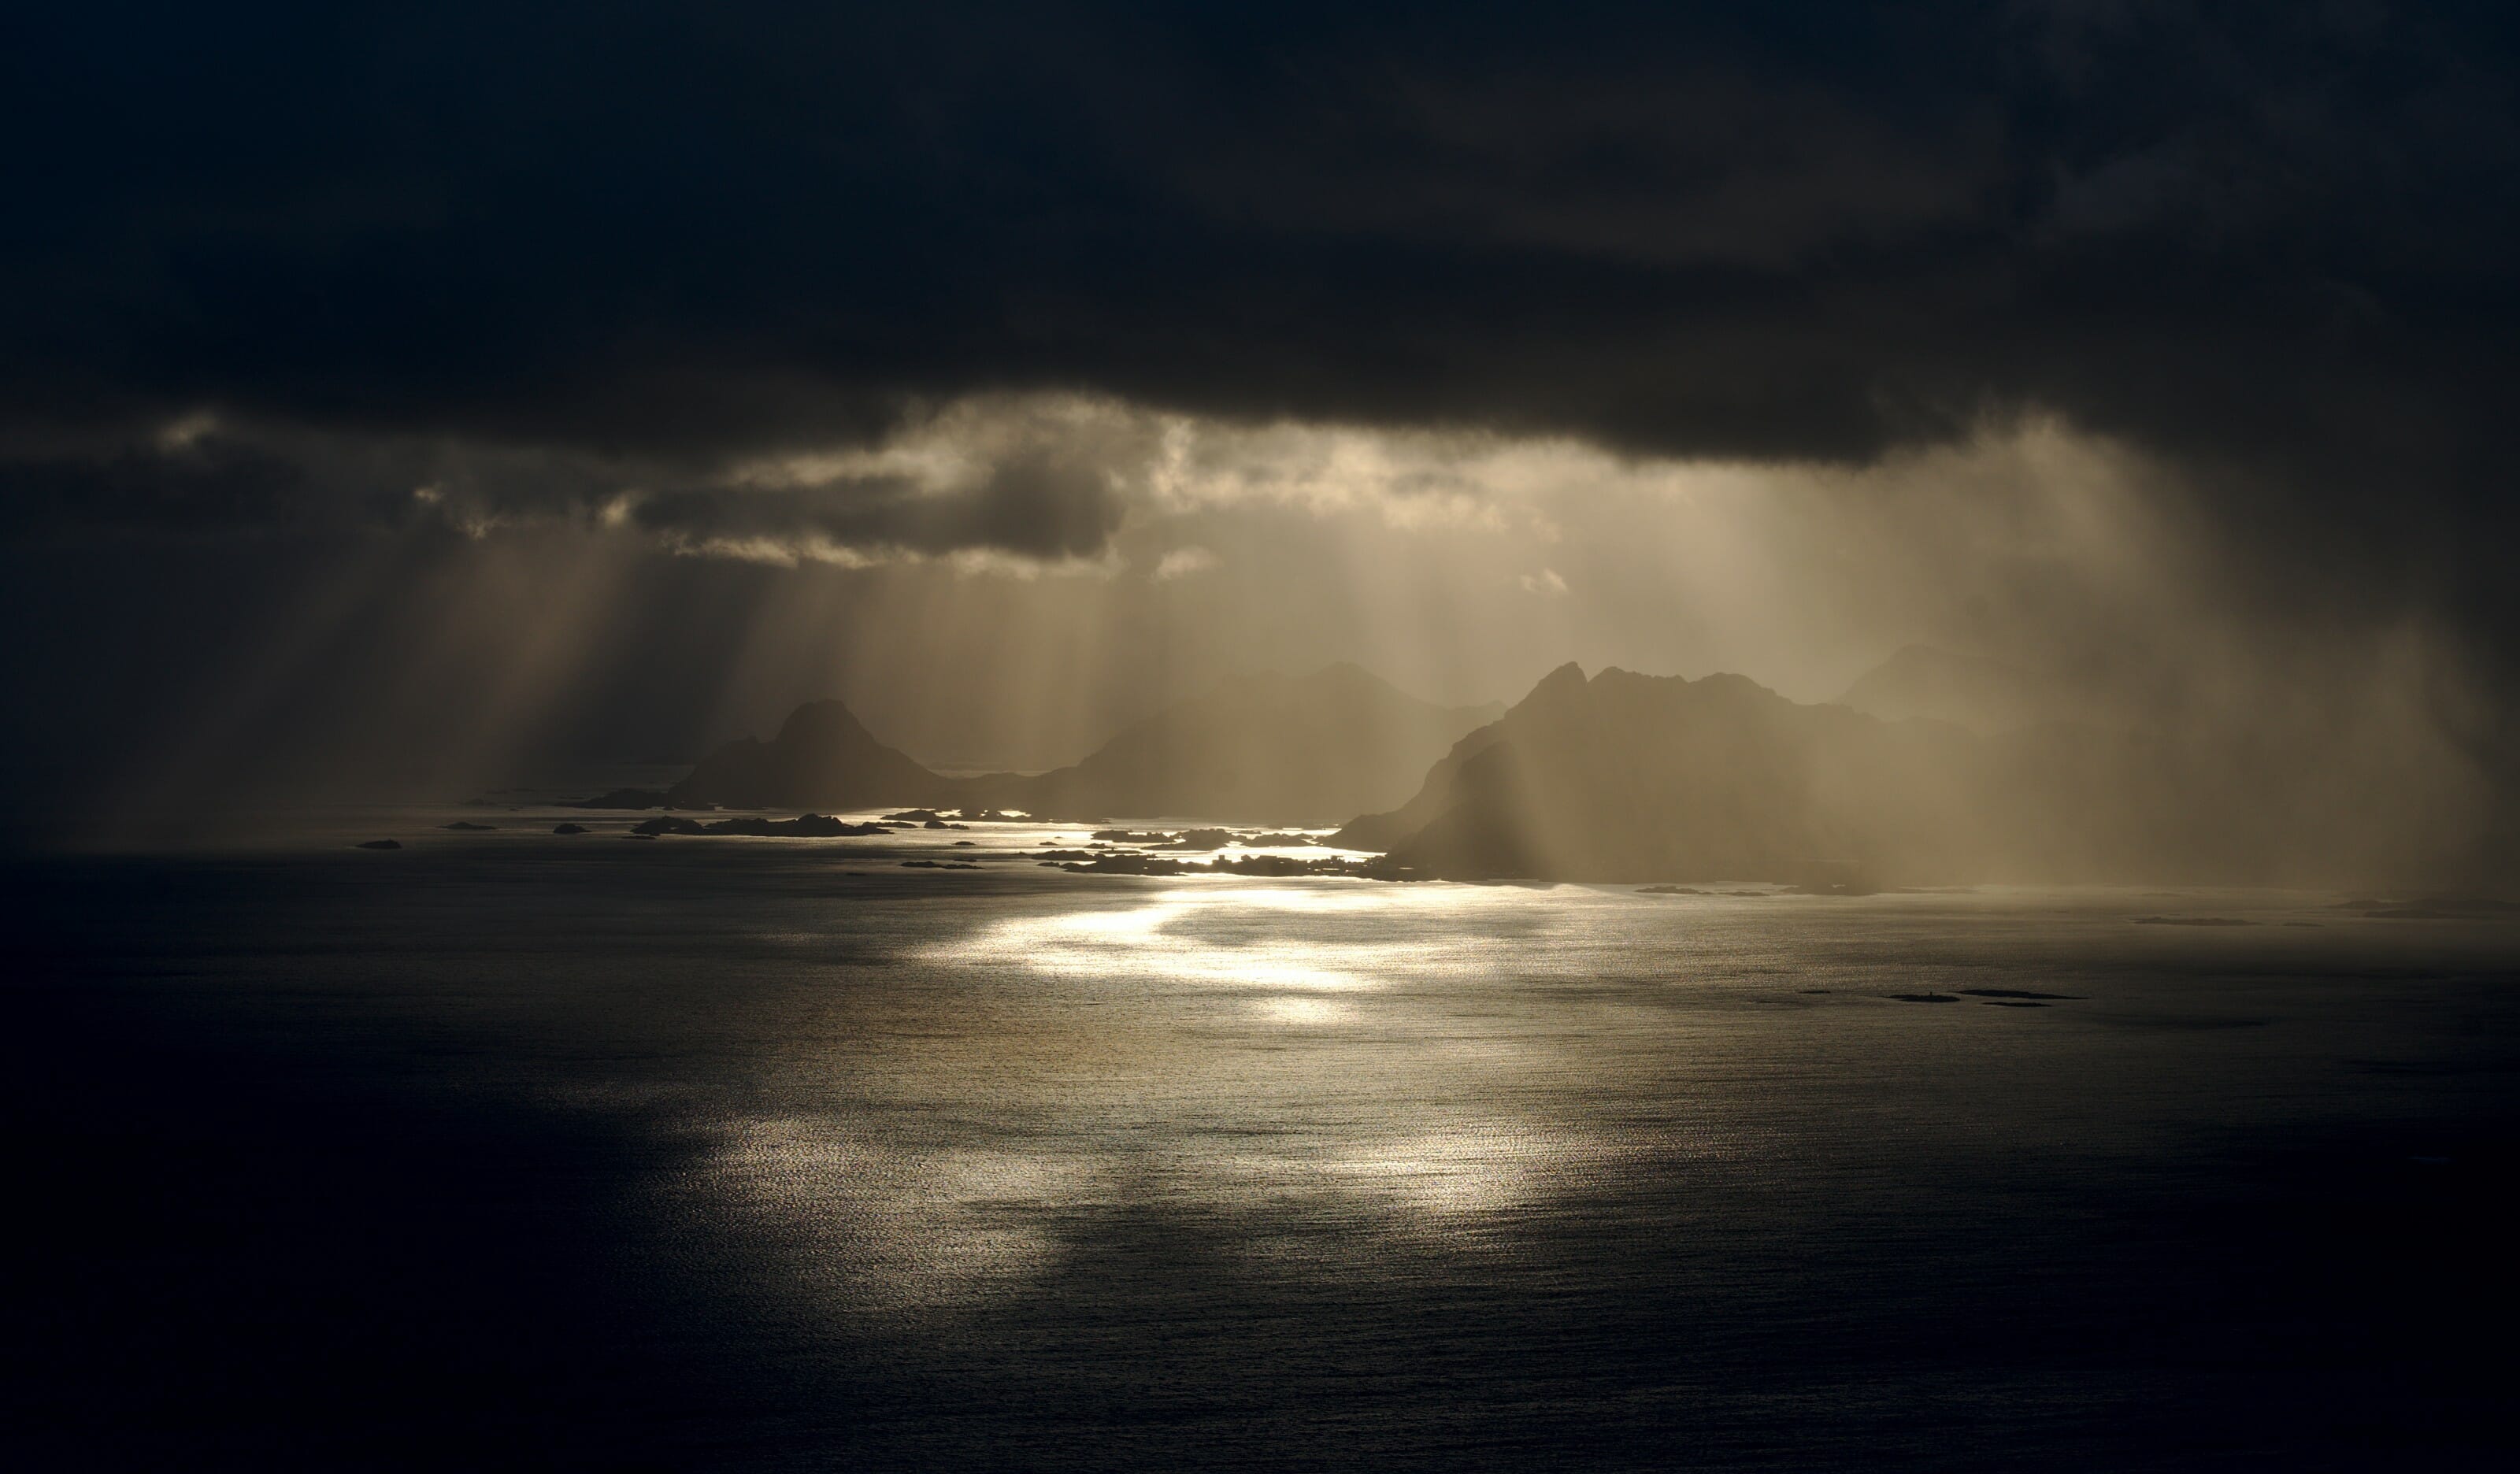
[39,842,2520,1466]
[939,885,1409,993]
[687,875,2460,1313]
[703,882,1652,1302]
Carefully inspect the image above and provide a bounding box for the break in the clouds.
[2,2,2517,868]
[6,4,2517,585]
[629,450,1125,566]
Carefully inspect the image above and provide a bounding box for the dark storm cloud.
[2,2,2516,583]
[0,433,313,536]
[0,420,638,539]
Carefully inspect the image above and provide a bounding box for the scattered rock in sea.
[552,823,589,835]
[1092,829,1174,844]
[1157,828,1237,850]
[1060,854,1195,876]
[355,839,402,850]
[1236,832,1321,847]
[632,815,710,836]
[1051,852,1364,879]
[440,820,495,831]
[952,839,976,846]
[1209,852,1342,876]
[1982,1000,2050,1008]
[699,814,890,837]
[1889,992,1959,1003]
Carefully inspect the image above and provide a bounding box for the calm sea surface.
[9,809,2518,1469]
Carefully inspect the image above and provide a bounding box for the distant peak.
[1835,644,2048,730]
[1505,661,1589,715]
[1303,660,1389,690]
[783,698,863,720]
[1692,671,1781,697]
[774,698,875,746]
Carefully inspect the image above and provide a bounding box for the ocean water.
[8,810,2519,1469]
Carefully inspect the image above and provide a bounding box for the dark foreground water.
[7,819,2519,1469]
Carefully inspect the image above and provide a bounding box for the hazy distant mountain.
[665,700,955,810]
[979,664,1503,825]
[1833,644,2083,731]
[1336,663,2181,884]
[661,665,1499,823]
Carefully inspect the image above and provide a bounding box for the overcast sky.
[5,3,2516,850]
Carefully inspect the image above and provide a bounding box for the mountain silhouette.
[976,663,1500,825]
[1336,663,2182,884]
[662,665,1499,824]
[665,700,955,810]
[645,659,2397,884]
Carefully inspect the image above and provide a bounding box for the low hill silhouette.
[1835,644,2051,730]
[1832,643,2143,735]
[973,664,1499,825]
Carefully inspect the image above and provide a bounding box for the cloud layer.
[5,6,2514,568]
[4,2,2517,868]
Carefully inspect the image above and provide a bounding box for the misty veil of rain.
[9,6,2520,1471]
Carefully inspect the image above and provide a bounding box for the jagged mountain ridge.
[662,663,1501,824]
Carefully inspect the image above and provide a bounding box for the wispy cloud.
[1154,546,1221,580]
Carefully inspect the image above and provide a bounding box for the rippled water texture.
[9,824,2520,1468]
